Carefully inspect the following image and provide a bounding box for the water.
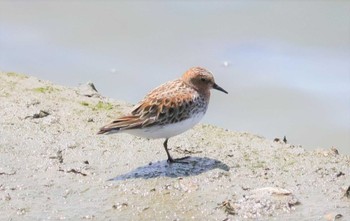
[0,1,349,154]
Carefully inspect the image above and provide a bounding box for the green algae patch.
[94,101,113,111]
[80,101,113,111]
[80,101,90,107]
[32,86,60,93]
[6,72,28,79]
[0,92,10,97]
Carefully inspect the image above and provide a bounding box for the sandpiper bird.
[98,67,228,163]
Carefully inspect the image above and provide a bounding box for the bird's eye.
[200,78,206,82]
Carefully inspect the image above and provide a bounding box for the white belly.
[125,112,205,139]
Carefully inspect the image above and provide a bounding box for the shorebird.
[98,67,228,163]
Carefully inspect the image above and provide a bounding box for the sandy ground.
[0,72,349,221]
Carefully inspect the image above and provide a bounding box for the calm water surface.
[0,1,349,154]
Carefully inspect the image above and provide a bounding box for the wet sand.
[0,72,349,220]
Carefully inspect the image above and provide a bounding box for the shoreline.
[0,72,349,220]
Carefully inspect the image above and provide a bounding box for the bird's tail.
[97,126,120,135]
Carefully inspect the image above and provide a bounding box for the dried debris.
[58,168,87,176]
[336,172,345,178]
[274,136,287,144]
[218,200,237,215]
[283,136,287,144]
[174,146,203,154]
[0,171,16,176]
[49,150,63,163]
[219,187,300,218]
[25,110,50,119]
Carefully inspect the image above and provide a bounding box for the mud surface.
[0,72,349,220]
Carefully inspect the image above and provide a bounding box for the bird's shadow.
[109,157,230,181]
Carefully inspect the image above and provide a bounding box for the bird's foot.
[167,156,190,164]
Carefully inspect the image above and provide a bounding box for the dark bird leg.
[163,139,190,164]
[163,139,175,163]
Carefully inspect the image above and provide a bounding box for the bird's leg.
[163,139,173,162]
[163,139,190,164]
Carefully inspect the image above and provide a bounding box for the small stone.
[76,82,100,97]
[324,212,343,221]
[112,202,128,210]
[330,147,339,155]
[344,186,350,199]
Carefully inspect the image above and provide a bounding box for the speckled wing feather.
[97,80,203,134]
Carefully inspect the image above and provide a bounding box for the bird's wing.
[97,115,156,134]
[98,80,197,134]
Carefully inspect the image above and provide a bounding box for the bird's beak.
[213,83,228,94]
